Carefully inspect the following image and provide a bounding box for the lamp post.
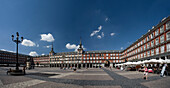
[12,32,23,70]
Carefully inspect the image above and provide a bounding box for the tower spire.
[50,42,55,55]
[79,37,82,48]
[51,42,53,51]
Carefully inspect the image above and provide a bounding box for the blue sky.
[0,0,170,56]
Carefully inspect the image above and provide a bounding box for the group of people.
[60,66,77,72]
[143,64,168,80]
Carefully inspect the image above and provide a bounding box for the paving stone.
[1,67,170,88]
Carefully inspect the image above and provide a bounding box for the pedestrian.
[143,66,148,80]
[160,64,167,77]
[73,67,76,72]
[120,66,123,71]
[110,66,112,70]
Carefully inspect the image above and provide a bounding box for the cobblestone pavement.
[0,67,170,88]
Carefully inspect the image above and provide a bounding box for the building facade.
[121,16,170,62]
[0,50,33,66]
[33,16,170,68]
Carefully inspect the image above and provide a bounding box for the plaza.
[0,0,170,88]
[0,67,170,88]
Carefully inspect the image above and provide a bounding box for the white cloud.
[105,17,108,22]
[37,44,39,47]
[121,47,123,50]
[66,43,86,51]
[90,25,102,37]
[40,33,54,42]
[44,45,51,48]
[110,33,115,36]
[21,39,36,47]
[66,43,77,49]
[41,53,45,56]
[101,32,104,37]
[97,35,102,39]
[29,51,38,56]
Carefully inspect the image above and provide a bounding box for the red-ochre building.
[0,50,33,66]
[33,16,170,68]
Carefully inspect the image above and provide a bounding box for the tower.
[49,42,55,56]
[77,37,84,54]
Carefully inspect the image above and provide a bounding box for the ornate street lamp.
[12,32,23,70]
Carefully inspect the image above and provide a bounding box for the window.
[138,42,140,46]
[96,54,98,56]
[106,54,108,56]
[151,33,154,39]
[144,39,146,43]
[151,49,154,56]
[144,52,146,57]
[166,21,170,30]
[141,53,143,58]
[147,51,150,57]
[161,46,165,53]
[90,54,92,57]
[160,35,164,43]
[167,44,170,52]
[147,36,150,41]
[93,54,95,57]
[147,43,150,49]
[138,54,140,59]
[155,29,159,36]
[141,41,143,45]
[138,48,140,52]
[96,57,98,59]
[144,45,146,50]
[141,47,143,51]
[156,38,159,45]
[156,48,159,54]
[160,25,164,33]
[151,40,154,47]
[167,32,170,41]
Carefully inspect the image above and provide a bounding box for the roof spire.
[51,42,53,51]
[50,42,55,54]
[79,37,82,48]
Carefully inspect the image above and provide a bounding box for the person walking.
[143,66,148,80]
[110,66,112,70]
[160,64,167,77]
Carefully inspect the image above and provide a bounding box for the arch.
[105,60,110,67]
